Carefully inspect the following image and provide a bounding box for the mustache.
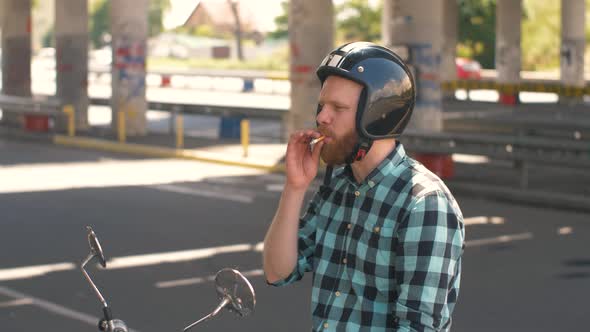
[317,126,335,137]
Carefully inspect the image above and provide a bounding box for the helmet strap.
[345,138,373,164]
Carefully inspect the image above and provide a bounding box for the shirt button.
[324,322,329,329]
[354,191,360,197]
[347,223,352,230]
[335,291,341,297]
[368,180,375,187]
[374,226,381,233]
[342,258,347,264]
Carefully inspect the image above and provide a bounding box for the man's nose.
[316,105,331,126]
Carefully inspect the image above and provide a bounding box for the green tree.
[90,0,170,49]
[336,0,381,43]
[521,0,560,70]
[268,1,288,40]
[149,0,171,37]
[457,0,496,69]
[90,0,109,49]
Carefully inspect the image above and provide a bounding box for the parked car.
[456,57,482,79]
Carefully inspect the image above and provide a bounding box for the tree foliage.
[149,0,171,37]
[521,0,560,70]
[268,1,288,40]
[335,0,382,43]
[457,0,496,69]
[89,0,170,49]
[90,0,110,49]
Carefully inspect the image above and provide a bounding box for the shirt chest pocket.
[350,217,397,280]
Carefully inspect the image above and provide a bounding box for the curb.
[0,126,53,143]
[53,135,286,173]
[4,129,588,213]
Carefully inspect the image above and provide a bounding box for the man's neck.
[350,139,396,184]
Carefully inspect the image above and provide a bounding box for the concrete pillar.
[383,0,444,132]
[383,0,454,179]
[55,0,89,130]
[495,0,521,105]
[1,0,32,126]
[441,0,458,100]
[286,0,333,141]
[111,0,148,136]
[560,0,585,104]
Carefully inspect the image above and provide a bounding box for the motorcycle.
[80,226,256,332]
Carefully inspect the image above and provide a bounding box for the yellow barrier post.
[63,104,75,137]
[118,111,126,143]
[241,119,250,158]
[176,114,184,149]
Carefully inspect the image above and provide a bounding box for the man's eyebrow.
[318,98,351,108]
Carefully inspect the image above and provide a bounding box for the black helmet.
[316,42,416,163]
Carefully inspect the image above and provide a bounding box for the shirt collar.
[341,142,407,187]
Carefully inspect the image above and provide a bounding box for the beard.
[320,127,358,166]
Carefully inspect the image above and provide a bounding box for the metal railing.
[0,94,76,136]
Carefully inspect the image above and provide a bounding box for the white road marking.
[150,184,254,203]
[466,232,533,247]
[452,154,490,164]
[253,242,264,252]
[0,298,34,308]
[464,216,505,226]
[105,242,263,270]
[0,286,102,328]
[0,262,76,282]
[156,269,265,288]
[266,183,284,192]
[558,227,573,235]
[0,159,264,194]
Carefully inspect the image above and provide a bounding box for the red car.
[456,57,482,79]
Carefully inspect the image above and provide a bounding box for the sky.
[163,0,284,32]
[163,0,381,32]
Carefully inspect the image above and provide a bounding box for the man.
[263,42,465,331]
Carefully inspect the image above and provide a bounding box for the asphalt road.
[1,138,588,332]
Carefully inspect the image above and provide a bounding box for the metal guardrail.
[402,129,590,188]
[89,97,286,120]
[441,79,590,96]
[90,66,590,96]
[0,94,76,136]
[0,94,62,113]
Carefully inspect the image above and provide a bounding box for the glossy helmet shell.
[316,42,416,140]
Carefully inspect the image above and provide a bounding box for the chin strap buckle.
[355,148,367,161]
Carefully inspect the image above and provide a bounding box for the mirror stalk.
[81,253,109,308]
[183,297,231,332]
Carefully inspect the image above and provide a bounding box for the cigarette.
[310,136,325,145]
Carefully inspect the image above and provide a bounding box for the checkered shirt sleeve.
[267,192,320,286]
[393,191,464,331]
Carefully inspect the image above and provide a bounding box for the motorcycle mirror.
[183,268,256,332]
[214,268,256,317]
[87,226,106,268]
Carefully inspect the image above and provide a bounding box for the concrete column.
[560,0,585,104]
[55,0,89,130]
[495,0,521,105]
[441,0,458,100]
[383,0,454,179]
[111,0,148,136]
[383,0,444,132]
[1,0,32,126]
[286,0,333,141]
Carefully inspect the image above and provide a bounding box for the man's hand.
[285,130,325,191]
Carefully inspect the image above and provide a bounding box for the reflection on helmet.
[316,42,416,141]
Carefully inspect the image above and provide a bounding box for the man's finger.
[311,140,324,162]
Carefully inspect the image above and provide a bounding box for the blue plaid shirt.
[270,143,465,331]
